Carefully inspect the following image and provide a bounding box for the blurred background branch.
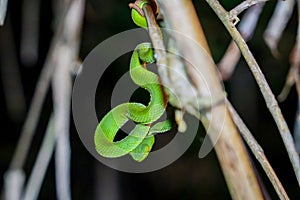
[20,0,40,66]
[3,0,85,199]
[0,0,8,25]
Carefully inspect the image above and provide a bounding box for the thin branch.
[0,0,8,25]
[5,1,84,200]
[293,0,300,154]
[229,0,268,20]
[3,170,25,200]
[294,99,300,153]
[292,0,300,65]
[227,100,290,200]
[53,50,72,200]
[277,0,300,153]
[263,0,295,57]
[9,31,55,171]
[156,1,264,199]
[289,0,300,69]
[7,1,75,171]
[142,4,170,87]
[51,0,85,200]
[219,3,265,80]
[143,3,198,131]
[277,65,298,102]
[19,2,84,199]
[206,0,300,187]
[22,116,55,200]
[3,7,64,200]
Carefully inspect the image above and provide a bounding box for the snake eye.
[136,143,151,153]
[142,144,151,152]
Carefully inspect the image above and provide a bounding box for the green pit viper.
[94,0,173,162]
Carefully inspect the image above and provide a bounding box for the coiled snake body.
[94,1,172,162]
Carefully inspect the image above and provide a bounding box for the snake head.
[136,43,155,64]
[129,0,157,28]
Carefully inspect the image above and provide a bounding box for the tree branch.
[142,4,170,87]
[0,0,8,25]
[229,0,269,21]
[22,116,55,200]
[206,0,300,187]
[218,3,265,80]
[263,0,295,57]
[51,0,85,199]
[155,0,264,199]
[227,101,290,200]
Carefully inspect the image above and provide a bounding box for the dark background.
[0,0,299,199]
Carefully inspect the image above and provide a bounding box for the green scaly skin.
[94,0,172,162]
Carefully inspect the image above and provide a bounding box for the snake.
[94,0,172,162]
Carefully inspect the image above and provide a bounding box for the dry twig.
[4,1,85,199]
[229,0,268,19]
[227,101,290,200]
[279,0,300,153]
[155,0,264,199]
[206,0,300,187]
[0,0,8,25]
[263,0,295,57]
[277,66,298,102]
[22,116,55,200]
[51,0,84,199]
[293,0,300,154]
[142,4,170,87]
[219,3,265,80]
